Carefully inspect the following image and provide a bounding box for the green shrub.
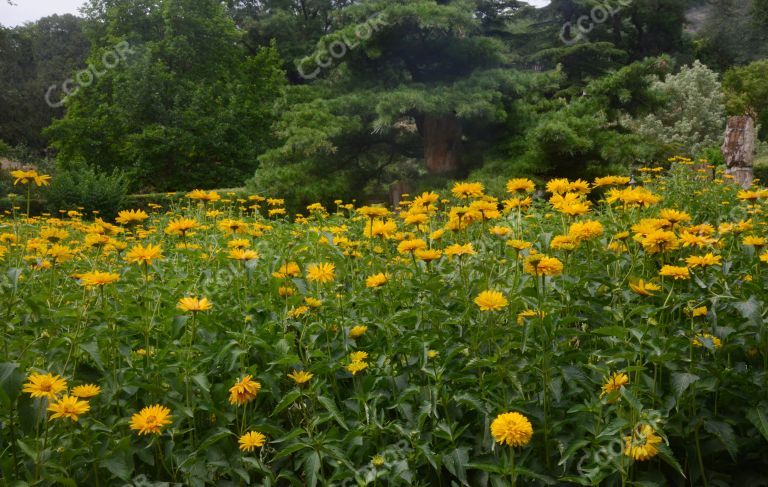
[44,163,128,219]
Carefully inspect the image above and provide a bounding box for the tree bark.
[423,113,462,174]
[722,115,756,189]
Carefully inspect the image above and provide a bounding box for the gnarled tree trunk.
[722,115,756,189]
[423,113,462,174]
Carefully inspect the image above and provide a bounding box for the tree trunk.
[722,115,756,189]
[423,113,462,174]
[389,179,411,207]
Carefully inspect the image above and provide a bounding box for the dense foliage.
[1,163,768,485]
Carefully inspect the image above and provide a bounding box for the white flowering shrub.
[625,60,725,156]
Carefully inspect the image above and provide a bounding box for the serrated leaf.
[272,390,301,415]
[747,407,768,443]
[317,395,348,431]
[704,420,737,461]
[671,372,699,399]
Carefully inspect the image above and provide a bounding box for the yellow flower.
[177,296,213,312]
[658,209,691,225]
[523,255,564,276]
[415,249,442,262]
[600,372,629,398]
[397,239,427,254]
[743,235,767,247]
[228,249,260,261]
[239,431,267,452]
[307,262,335,283]
[690,306,708,317]
[358,206,390,218]
[546,178,571,195]
[506,178,535,193]
[550,235,578,251]
[349,325,368,338]
[640,230,679,254]
[371,455,386,468]
[624,424,662,461]
[71,384,101,398]
[366,272,388,288]
[490,412,533,447]
[427,350,439,359]
[125,243,163,265]
[79,271,120,287]
[692,333,722,349]
[346,361,369,376]
[229,375,262,405]
[474,290,508,312]
[116,209,149,225]
[23,372,67,400]
[444,243,476,258]
[451,182,484,199]
[218,219,247,234]
[165,217,199,236]
[48,394,90,421]
[350,351,369,362]
[288,369,313,385]
[273,261,301,278]
[659,265,690,280]
[130,404,172,435]
[516,309,545,325]
[228,238,250,249]
[629,279,661,296]
[568,220,604,241]
[685,253,722,268]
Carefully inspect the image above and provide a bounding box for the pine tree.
[252,0,550,204]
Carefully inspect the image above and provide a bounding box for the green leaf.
[591,326,627,338]
[304,450,321,487]
[272,390,301,415]
[0,362,23,406]
[317,395,348,431]
[671,372,699,399]
[704,420,738,461]
[191,373,210,392]
[102,454,134,481]
[747,406,768,443]
[656,443,685,478]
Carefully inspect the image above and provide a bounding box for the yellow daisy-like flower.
[165,217,199,236]
[79,271,120,287]
[350,351,369,362]
[624,424,662,461]
[474,290,508,312]
[685,253,722,268]
[506,178,535,194]
[346,361,369,376]
[414,248,442,262]
[490,412,533,447]
[366,272,388,288]
[239,431,267,452]
[629,279,661,296]
[115,209,149,226]
[125,243,163,265]
[692,333,722,349]
[130,404,172,435]
[229,375,261,405]
[640,230,679,254]
[743,235,767,247]
[177,296,213,312]
[451,182,485,199]
[287,370,313,385]
[397,239,427,254]
[228,249,260,261]
[659,265,690,280]
[23,372,67,400]
[600,372,629,398]
[568,220,604,241]
[273,261,301,278]
[48,394,90,421]
[523,255,564,276]
[71,384,101,398]
[444,243,476,258]
[690,306,708,318]
[349,325,368,338]
[306,262,335,283]
[516,309,545,325]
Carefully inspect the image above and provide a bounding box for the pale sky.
[1,0,551,28]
